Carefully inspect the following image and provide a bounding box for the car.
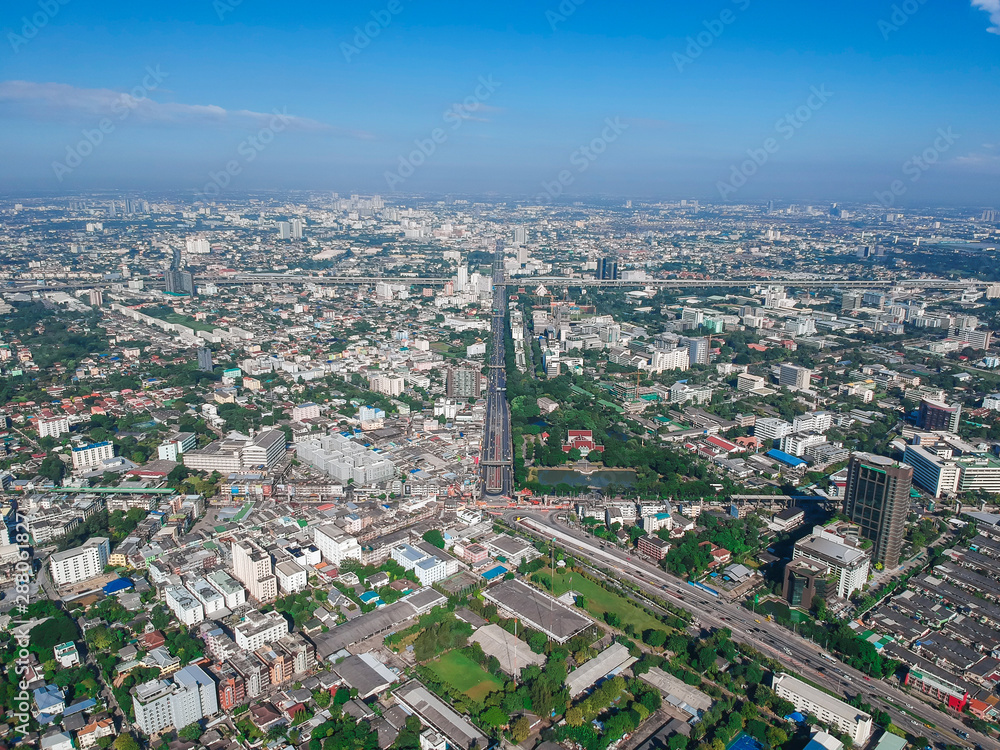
[956,731,969,739]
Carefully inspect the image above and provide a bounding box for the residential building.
[71,441,115,471]
[296,433,396,485]
[737,373,766,392]
[844,453,913,569]
[292,402,321,422]
[446,367,482,399]
[755,417,792,443]
[275,559,308,594]
[234,609,289,651]
[132,664,219,735]
[918,399,962,433]
[231,538,278,603]
[37,415,70,439]
[637,535,671,561]
[197,347,214,372]
[205,569,246,609]
[687,337,710,366]
[49,537,110,586]
[391,543,449,586]
[313,523,362,566]
[649,347,689,373]
[771,673,873,745]
[165,585,205,626]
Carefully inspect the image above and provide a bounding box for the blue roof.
[481,565,507,581]
[765,449,807,467]
[103,578,133,594]
[64,698,97,717]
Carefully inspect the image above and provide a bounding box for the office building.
[904,439,1000,498]
[754,417,792,443]
[37,415,70,439]
[196,347,214,372]
[390,543,451,586]
[49,537,110,586]
[771,673,873,745]
[792,527,869,598]
[782,558,829,607]
[132,664,219,735]
[918,399,962,433]
[446,367,482,399]
[231,538,278,603]
[597,256,619,280]
[182,429,286,473]
[843,453,912,569]
[71,441,115,471]
[779,363,813,390]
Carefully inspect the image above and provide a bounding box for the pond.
[536,468,637,488]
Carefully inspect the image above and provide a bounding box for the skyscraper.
[197,347,214,372]
[843,453,913,569]
[278,221,291,240]
[513,226,526,245]
[290,218,304,240]
[165,268,194,295]
[687,337,709,366]
[597,256,619,280]
[446,367,482,399]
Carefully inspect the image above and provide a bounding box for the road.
[504,509,986,750]
[480,246,514,499]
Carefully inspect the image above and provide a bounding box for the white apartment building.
[649,347,689,373]
[71,441,115,471]
[185,577,225,617]
[49,537,110,586]
[234,609,289,651]
[792,411,834,434]
[369,375,405,396]
[780,432,828,458]
[292,402,321,422]
[313,523,362,566]
[37,415,70,439]
[755,417,793,442]
[391,543,449,586]
[132,665,219,735]
[275,560,308,594]
[983,393,1000,411]
[205,569,246,609]
[165,585,205,626]
[296,433,396,485]
[231,538,278,603]
[771,673,873,745]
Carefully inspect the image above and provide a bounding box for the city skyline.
[0,1,998,203]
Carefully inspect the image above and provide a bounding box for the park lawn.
[427,650,504,701]
[151,311,217,332]
[544,567,667,635]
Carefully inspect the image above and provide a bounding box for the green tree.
[113,735,141,750]
[422,529,446,549]
[510,715,531,743]
[179,724,203,741]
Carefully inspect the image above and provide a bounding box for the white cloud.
[972,0,1000,34]
[0,80,373,139]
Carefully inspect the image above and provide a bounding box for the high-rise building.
[687,337,710,366]
[231,538,278,603]
[513,226,527,245]
[446,367,482,399]
[196,347,214,373]
[165,268,194,295]
[132,664,219,735]
[277,221,291,240]
[844,453,913,569]
[918,399,962,433]
[779,363,813,390]
[49,537,110,586]
[88,289,103,307]
[290,218,304,240]
[597,256,619,280]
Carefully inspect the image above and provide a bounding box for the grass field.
[426,650,505,701]
[539,567,667,634]
[150,311,217,332]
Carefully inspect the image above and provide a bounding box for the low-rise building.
[771,673,873,745]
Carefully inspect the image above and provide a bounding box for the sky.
[1,0,999,205]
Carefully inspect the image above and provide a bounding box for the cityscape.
[3,5,1000,750]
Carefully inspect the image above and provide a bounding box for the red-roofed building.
[706,435,742,453]
[562,430,604,454]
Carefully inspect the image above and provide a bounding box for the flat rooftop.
[469,623,546,676]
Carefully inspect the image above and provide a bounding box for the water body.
[536,468,637,488]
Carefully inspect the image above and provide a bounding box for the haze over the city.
[2,0,1000,203]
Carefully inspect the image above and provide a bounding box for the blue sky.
[1,0,999,204]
